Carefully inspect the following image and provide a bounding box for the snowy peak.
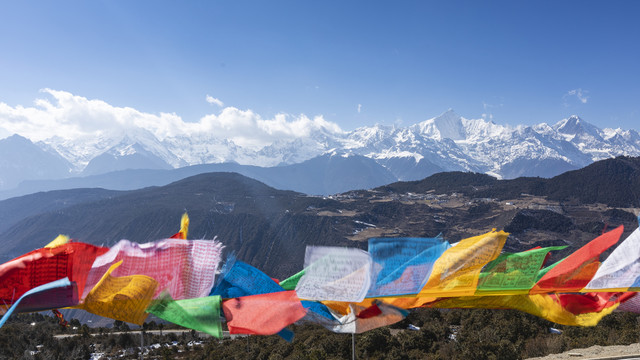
[554,115,603,141]
[554,115,583,133]
[417,109,466,140]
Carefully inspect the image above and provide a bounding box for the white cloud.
[564,88,589,105]
[198,108,343,149]
[0,89,184,142]
[205,95,224,107]
[0,89,344,150]
[357,104,362,113]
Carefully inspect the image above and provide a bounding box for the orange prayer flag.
[322,296,437,316]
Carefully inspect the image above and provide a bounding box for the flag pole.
[352,333,355,360]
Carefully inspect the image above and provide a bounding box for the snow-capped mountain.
[338,110,639,180]
[2,110,640,192]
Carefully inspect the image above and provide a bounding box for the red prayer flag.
[222,290,307,335]
[530,226,624,294]
[356,303,383,319]
[553,291,636,315]
[0,242,108,303]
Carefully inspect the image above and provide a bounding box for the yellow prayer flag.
[418,230,508,297]
[73,261,158,325]
[44,235,70,249]
[169,213,190,239]
[179,212,189,239]
[431,293,618,326]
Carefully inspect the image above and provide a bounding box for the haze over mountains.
[2,110,640,196]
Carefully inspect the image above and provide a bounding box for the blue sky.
[1,1,639,131]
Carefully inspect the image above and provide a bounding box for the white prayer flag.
[295,246,373,302]
[586,227,640,291]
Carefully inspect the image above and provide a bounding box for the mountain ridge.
[2,111,640,195]
[0,153,396,199]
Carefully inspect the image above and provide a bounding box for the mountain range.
[2,110,640,196]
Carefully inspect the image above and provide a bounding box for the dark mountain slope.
[378,156,640,208]
[0,188,123,234]
[545,156,640,207]
[0,172,352,277]
[377,172,499,194]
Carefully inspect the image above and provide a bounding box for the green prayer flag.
[476,246,566,295]
[147,293,222,338]
[279,269,305,290]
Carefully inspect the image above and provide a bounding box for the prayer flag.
[0,242,108,303]
[367,237,450,297]
[44,235,70,249]
[210,256,283,298]
[279,269,305,291]
[83,238,222,300]
[300,300,338,324]
[147,292,222,338]
[322,296,437,316]
[431,293,619,326]
[296,246,373,302]
[327,301,408,334]
[476,246,566,295]
[76,261,157,325]
[552,292,635,315]
[11,281,78,314]
[222,290,307,335]
[0,278,73,328]
[617,293,640,313]
[585,226,640,291]
[531,226,623,294]
[419,230,508,297]
[169,213,190,240]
